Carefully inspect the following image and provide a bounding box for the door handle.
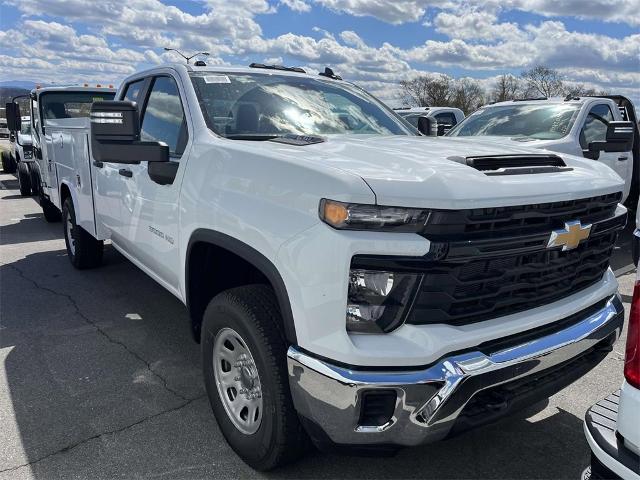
[93,161,103,168]
[119,168,133,178]
[617,156,628,161]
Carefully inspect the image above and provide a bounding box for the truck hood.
[244,134,625,209]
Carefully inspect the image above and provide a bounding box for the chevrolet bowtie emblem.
[547,220,592,251]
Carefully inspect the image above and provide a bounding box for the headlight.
[347,269,422,333]
[319,199,430,232]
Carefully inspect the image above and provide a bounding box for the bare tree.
[520,65,565,98]
[452,78,485,113]
[564,83,610,97]
[400,74,454,107]
[491,74,521,102]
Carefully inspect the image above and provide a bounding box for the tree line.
[399,65,608,114]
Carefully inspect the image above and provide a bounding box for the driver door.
[580,103,632,200]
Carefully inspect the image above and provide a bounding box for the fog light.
[347,269,422,333]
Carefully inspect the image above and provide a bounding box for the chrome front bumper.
[287,295,624,447]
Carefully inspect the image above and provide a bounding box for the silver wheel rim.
[66,214,76,256]
[213,328,263,434]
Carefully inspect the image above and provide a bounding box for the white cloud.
[313,0,443,24]
[280,0,312,12]
[504,0,640,26]
[434,11,524,42]
[0,0,637,107]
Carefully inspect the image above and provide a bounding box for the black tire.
[202,285,309,471]
[28,164,40,196]
[0,151,8,172]
[1,151,16,174]
[62,197,103,269]
[17,161,32,196]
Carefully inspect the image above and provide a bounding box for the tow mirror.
[90,101,169,164]
[437,123,452,136]
[588,120,635,155]
[5,102,21,133]
[417,116,435,136]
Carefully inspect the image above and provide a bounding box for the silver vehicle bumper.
[287,295,624,447]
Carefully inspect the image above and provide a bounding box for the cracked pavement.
[0,170,637,479]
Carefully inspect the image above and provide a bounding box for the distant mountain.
[0,80,39,90]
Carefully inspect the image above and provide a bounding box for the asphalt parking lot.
[0,168,637,480]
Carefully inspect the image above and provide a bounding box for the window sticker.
[203,75,231,84]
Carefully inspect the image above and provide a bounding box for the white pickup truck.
[394,106,465,135]
[6,86,116,220]
[447,96,639,207]
[5,63,630,470]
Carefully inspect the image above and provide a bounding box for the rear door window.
[40,91,116,124]
[435,112,457,126]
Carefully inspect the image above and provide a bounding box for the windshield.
[190,72,413,138]
[448,104,581,140]
[40,91,115,125]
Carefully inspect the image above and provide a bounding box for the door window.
[435,112,457,126]
[140,76,187,157]
[122,79,146,105]
[580,104,613,149]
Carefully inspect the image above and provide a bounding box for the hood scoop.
[465,154,571,176]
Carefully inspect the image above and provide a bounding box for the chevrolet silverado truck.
[447,96,639,207]
[5,63,630,470]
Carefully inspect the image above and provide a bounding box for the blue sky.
[0,0,638,104]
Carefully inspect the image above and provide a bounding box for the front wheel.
[201,285,309,471]
[62,197,103,269]
[17,162,32,196]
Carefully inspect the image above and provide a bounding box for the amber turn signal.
[321,200,349,226]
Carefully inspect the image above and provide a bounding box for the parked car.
[583,267,640,480]
[6,86,116,219]
[6,115,35,195]
[7,63,628,470]
[0,114,9,139]
[447,96,639,207]
[395,106,464,135]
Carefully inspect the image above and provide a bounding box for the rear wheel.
[62,197,103,269]
[201,285,309,471]
[1,151,16,174]
[17,161,32,196]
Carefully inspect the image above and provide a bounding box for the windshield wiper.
[225,134,280,141]
[225,133,326,145]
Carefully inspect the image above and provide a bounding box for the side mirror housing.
[90,101,169,164]
[588,120,635,154]
[417,116,435,136]
[5,102,21,132]
[437,123,452,136]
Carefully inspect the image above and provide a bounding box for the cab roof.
[486,96,610,107]
[31,85,117,96]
